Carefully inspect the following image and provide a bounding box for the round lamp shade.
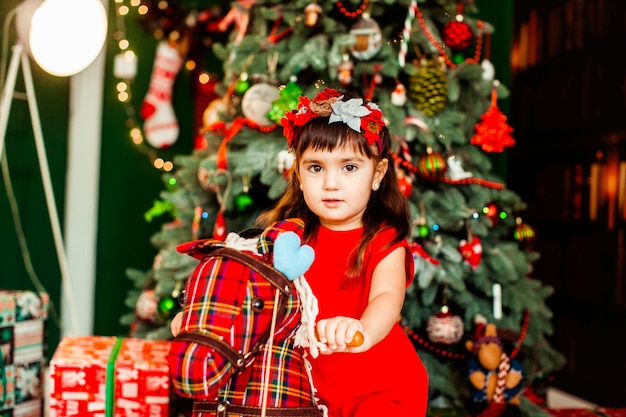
[26,0,108,77]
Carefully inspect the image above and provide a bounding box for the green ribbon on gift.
[105,337,124,417]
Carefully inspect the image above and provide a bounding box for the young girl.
[256,88,429,417]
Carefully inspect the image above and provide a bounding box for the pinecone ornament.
[408,62,448,117]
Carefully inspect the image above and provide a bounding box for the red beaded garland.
[403,325,467,360]
[389,150,505,189]
[336,0,369,18]
[402,309,530,360]
[414,3,483,69]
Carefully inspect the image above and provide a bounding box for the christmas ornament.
[267,77,302,124]
[398,0,416,68]
[140,40,183,148]
[416,148,447,181]
[234,175,254,213]
[135,289,161,323]
[483,203,499,225]
[471,81,516,153]
[304,3,322,27]
[427,305,464,345]
[415,222,430,239]
[213,210,227,240]
[157,293,179,321]
[202,97,232,131]
[337,55,354,86]
[235,72,251,94]
[408,62,448,117]
[459,236,482,269]
[241,82,281,126]
[277,149,295,176]
[397,171,413,198]
[391,83,407,106]
[513,218,535,243]
[446,154,473,180]
[193,74,219,151]
[442,14,474,51]
[348,14,382,61]
[466,321,524,413]
[481,58,495,81]
[218,0,255,45]
[413,2,484,69]
[191,205,206,240]
[410,242,440,265]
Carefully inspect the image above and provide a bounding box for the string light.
[113,0,175,172]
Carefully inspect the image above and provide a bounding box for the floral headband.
[280,88,385,153]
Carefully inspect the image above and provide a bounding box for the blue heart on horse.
[273,232,315,281]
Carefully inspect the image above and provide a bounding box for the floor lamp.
[0,0,107,335]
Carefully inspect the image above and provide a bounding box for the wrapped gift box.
[0,289,49,417]
[49,336,171,417]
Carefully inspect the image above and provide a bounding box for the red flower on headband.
[280,88,384,149]
[361,106,385,146]
[281,96,317,148]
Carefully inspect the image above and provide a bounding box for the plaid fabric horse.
[168,219,325,417]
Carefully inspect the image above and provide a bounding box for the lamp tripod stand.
[0,43,79,335]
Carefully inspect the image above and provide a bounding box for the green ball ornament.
[235,78,250,95]
[416,224,430,238]
[235,192,254,213]
[452,53,465,65]
[157,295,178,321]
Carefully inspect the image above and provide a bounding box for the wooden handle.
[315,330,364,347]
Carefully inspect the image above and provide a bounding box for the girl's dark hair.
[256,92,411,280]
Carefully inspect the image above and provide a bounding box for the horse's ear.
[176,239,225,260]
[239,228,263,239]
[257,218,306,255]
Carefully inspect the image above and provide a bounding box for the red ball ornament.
[416,149,447,181]
[483,203,499,225]
[442,19,474,51]
[426,306,464,345]
[397,174,413,197]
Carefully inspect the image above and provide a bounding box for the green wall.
[0,0,70,357]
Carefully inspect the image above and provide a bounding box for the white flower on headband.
[330,97,371,133]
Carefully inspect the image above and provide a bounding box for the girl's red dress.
[306,225,429,417]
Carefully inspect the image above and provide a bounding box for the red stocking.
[141,40,182,148]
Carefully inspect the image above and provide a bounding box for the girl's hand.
[316,316,365,354]
[170,311,183,337]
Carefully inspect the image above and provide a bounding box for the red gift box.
[49,336,171,417]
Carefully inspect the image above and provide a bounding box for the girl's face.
[298,144,388,230]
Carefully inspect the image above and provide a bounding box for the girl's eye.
[308,165,322,173]
[343,164,357,172]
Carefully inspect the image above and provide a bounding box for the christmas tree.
[120,0,565,414]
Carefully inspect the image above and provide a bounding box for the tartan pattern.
[168,226,318,415]
[257,218,306,257]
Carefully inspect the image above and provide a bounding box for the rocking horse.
[167,218,361,417]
